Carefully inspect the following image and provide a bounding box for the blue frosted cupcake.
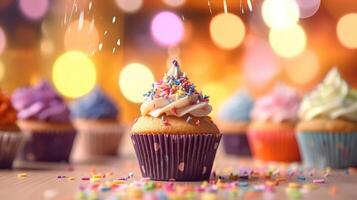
[217,90,253,156]
[70,86,123,162]
[297,68,357,169]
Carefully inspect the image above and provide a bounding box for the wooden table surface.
[0,133,356,200]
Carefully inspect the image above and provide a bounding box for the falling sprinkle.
[104,30,108,36]
[247,0,252,12]
[98,43,103,51]
[89,1,92,10]
[63,15,67,25]
[208,0,212,15]
[186,116,192,123]
[117,39,121,46]
[112,48,116,53]
[312,179,325,184]
[78,11,84,31]
[181,15,185,21]
[89,18,95,33]
[17,173,28,178]
[223,0,228,14]
[112,16,116,23]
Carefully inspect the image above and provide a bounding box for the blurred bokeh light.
[115,0,142,13]
[209,13,245,50]
[52,51,97,98]
[19,0,49,21]
[337,13,357,49]
[262,0,299,28]
[119,63,154,103]
[269,24,306,58]
[64,19,100,54]
[151,11,184,47]
[284,50,320,85]
[162,0,186,7]
[295,0,321,18]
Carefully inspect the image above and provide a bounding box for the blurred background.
[0,0,356,122]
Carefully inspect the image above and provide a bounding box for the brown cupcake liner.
[18,130,76,162]
[131,133,222,181]
[0,132,24,169]
[71,128,124,161]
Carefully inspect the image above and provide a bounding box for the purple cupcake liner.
[18,131,76,162]
[222,133,251,156]
[0,133,24,169]
[131,133,222,181]
[297,132,357,169]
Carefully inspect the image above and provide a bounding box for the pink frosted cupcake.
[247,84,301,162]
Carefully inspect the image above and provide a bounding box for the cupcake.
[11,81,76,162]
[131,60,221,181]
[0,91,24,168]
[297,68,357,169]
[70,86,123,162]
[247,84,301,162]
[217,90,253,156]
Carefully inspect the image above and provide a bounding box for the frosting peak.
[71,86,119,119]
[251,84,301,123]
[141,60,212,117]
[299,68,357,121]
[11,81,70,123]
[218,90,254,122]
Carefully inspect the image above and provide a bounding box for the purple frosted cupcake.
[217,90,253,156]
[11,81,76,162]
[70,86,123,162]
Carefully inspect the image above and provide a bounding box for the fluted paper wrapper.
[222,133,251,156]
[72,129,124,161]
[297,132,357,169]
[19,130,76,162]
[0,132,24,168]
[131,134,221,181]
[247,129,301,162]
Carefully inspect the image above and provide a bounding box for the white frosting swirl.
[299,68,357,121]
[141,61,212,117]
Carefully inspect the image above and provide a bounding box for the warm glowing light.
[151,11,184,46]
[243,37,280,88]
[337,13,357,49]
[209,13,245,50]
[295,0,321,18]
[269,24,306,58]
[0,60,5,81]
[19,0,48,20]
[0,27,6,55]
[162,0,186,7]
[64,19,99,54]
[40,39,54,55]
[202,82,230,118]
[284,50,320,85]
[52,51,96,98]
[119,63,154,103]
[115,0,143,13]
[262,0,299,28]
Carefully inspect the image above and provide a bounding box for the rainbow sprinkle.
[143,60,209,102]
